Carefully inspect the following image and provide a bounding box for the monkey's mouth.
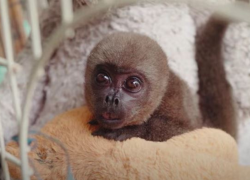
[97,112,124,129]
[101,112,119,120]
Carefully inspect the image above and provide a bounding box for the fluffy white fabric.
[0,0,249,165]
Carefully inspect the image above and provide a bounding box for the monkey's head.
[85,32,169,129]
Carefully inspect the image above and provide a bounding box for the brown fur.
[85,16,237,141]
[85,33,170,128]
[196,17,238,139]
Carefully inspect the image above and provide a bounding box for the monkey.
[84,15,237,142]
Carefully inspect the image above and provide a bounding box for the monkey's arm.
[92,117,192,142]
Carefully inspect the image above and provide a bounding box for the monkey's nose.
[105,95,119,106]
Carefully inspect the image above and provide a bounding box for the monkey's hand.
[88,119,99,125]
[92,117,192,142]
[92,125,147,141]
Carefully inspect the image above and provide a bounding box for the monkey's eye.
[124,77,142,93]
[96,73,110,86]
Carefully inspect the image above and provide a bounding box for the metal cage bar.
[0,118,10,180]
[0,0,22,179]
[0,0,22,125]
[27,0,42,60]
[61,0,74,24]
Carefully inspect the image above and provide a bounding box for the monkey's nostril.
[114,98,119,105]
[105,96,109,103]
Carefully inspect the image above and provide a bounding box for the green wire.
[0,66,7,84]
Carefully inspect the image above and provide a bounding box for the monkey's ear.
[88,119,99,125]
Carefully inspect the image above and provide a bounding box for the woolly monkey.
[85,16,237,141]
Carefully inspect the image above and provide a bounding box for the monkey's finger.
[88,119,99,125]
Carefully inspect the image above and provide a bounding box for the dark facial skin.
[91,63,148,129]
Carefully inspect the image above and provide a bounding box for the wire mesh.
[0,0,250,180]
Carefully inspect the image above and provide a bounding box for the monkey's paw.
[92,129,132,141]
[88,119,99,125]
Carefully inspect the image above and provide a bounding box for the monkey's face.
[90,63,148,129]
[85,32,169,129]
